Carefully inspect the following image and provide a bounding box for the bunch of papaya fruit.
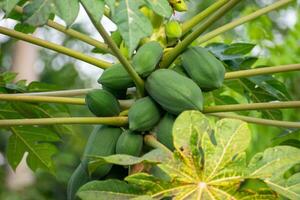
[68,16,226,200]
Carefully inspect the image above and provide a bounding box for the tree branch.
[181,0,228,35]
[0,26,112,69]
[82,5,145,97]
[0,117,128,127]
[210,113,300,129]
[160,0,241,68]
[196,0,293,45]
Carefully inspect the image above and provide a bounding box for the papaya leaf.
[77,179,143,200]
[223,43,255,55]
[112,0,152,55]
[265,173,300,200]
[23,0,54,26]
[3,0,21,15]
[53,0,80,26]
[80,0,105,22]
[143,0,173,18]
[88,149,168,174]
[0,103,60,174]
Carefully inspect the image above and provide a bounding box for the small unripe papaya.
[85,89,120,117]
[129,97,161,131]
[172,0,188,12]
[133,41,163,77]
[116,130,143,156]
[165,20,182,38]
[156,113,175,150]
[98,63,134,90]
[181,46,226,91]
[146,69,203,115]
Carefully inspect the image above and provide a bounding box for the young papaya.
[67,126,121,200]
[67,163,90,200]
[85,89,120,117]
[145,69,203,115]
[132,41,163,77]
[140,6,163,29]
[116,130,143,156]
[170,0,188,12]
[156,113,175,150]
[102,85,127,100]
[120,41,130,59]
[165,20,182,38]
[181,46,226,91]
[128,97,161,131]
[98,63,134,90]
[111,30,122,47]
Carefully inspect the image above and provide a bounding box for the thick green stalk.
[82,5,145,97]
[160,0,241,68]
[144,135,173,155]
[0,94,134,109]
[225,63,300,80]
[181,0,228,34]
[0,117,128,127]
[14,6,112,55]
[0,27,111,69]
[210,113,300,128]
[204,101,300,113]
[197,0,293,45]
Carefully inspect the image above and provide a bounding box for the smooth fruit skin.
[85,89,120,117]
[129,97,161,131]
[165,20,182,38]
[116,130,143,156]
[98,63,134,90]
[133,41,163,77]
[146,69,203,115]
[67,126,122,200]
[181,46,226,91]
[156,113,175,150]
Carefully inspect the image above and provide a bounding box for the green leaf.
[6,126,60,174]
[88,149,167,174]
[80,0,105,22]
[3,0,21,15]
[249,146,300,179]
[54,0,80,26]
[143,0,172,18]
[265,173,300,200]
[113,0,152,54]
[14,23,36,34]
[23,0,54,26]
[77,179,142,200]
[223,43,255,55]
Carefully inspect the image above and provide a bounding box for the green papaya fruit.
[128,97,161,131]
[145,69,203,115]
[120,41,130,58]
[181,46,226,91]
[85,89,120,117]
[156,113,175,150]
[82,126,122,177]
[169,0,187,12]
[140,6,163,29]
[165,20,182,38]
[67,163,90,200]
[98,63,134,90]
[67,126,121,200]
[116,130,143,156]
[171,64,188,77]
[133,42,163,77]
[102,85,127,100]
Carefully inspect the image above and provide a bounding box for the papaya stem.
[160,0,241,68]
[225,63,300,80]
[7,88,95,97]
[196,0,293,45]
[181,0,228,35]
[144,135,173,155]
[210,113,300,129]
[0,117,128,127]
[203,101,300,113]
[0,94,134,108]
[82,5,145,98]
[0,26,111,69]
[14,6,113,55]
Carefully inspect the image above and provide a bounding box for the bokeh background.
[0,0,299,199]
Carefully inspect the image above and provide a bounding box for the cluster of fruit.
[68,39,225,199]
